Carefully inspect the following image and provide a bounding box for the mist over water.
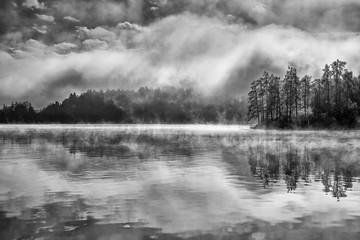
[0,125,360,239]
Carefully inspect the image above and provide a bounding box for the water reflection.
[247,144,359,201]
[0,125,360,240]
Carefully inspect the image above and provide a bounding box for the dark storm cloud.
[0,0,360,107]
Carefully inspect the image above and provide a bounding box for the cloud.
[63,16,80,23]
[257,0,360,32]
[1,13,360,108]
[82,39,108,50]
[32,24,48,34]
[53,42,78,54]
[87,27,116,42]
[76,26,116,42]
[23,39,47,51]
[23,0,45,9]
[11,39,50,59]
[36,14,55,23]
[153,0,360,32]
[53,0,128,27]
[0,31,24,48]
[117,21,142,31]
[1,0,360,106]
[0,51,13,65]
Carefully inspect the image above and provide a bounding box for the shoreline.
[1,123,359,132]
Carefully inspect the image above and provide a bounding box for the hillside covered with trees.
[247,59,360,128]
[0,87,247,124]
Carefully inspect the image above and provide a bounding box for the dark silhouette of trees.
[38,90,127,123]
[331,59,346,113]
[300,75,311,124]
[248,59,360,128]
[268,74,281,121]
[247,72,282,125]
[311,78,322,121]
[0,101,37,123]
[247,79,260,125]
[321,64,332,116]
[0,87,247,124]
[282,67,298,124]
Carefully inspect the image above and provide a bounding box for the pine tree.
[300,75,311,122]
[311,78,322,120]
[272,74,282,120]
[321,64,332,116]
[282,67,298,123]
[343,69,353,110]
[248,79,260,125]
[292,67,300,122]
[267,74,280,121]
[330,59,346,114]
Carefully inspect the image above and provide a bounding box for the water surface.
[1,124,360,240]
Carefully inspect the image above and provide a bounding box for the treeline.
[248,59,360,128]
[0,101,37,123]
[0,87,247,124]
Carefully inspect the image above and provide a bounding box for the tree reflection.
[247,144,357,200]
[322,168,332,195]
[248,145,280,189]
[283,149,300,192]
[1,128,359,202]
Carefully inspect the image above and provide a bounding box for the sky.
[0,0,360,107]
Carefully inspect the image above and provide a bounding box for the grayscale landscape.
[1,0,360,239]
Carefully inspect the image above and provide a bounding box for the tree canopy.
[247,59,360,128]
[0,87,247,124]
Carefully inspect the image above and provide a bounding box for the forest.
[1,59,359,128]
[0,87,247,124]
[247,59,360,128]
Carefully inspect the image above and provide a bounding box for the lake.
[1,125,360,240]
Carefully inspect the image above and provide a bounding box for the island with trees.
[247,59,360,129]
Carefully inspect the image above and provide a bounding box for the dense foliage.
[0,87,247,124]
[0,101,37,123]
[247,60,360,128]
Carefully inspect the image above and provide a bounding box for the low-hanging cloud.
[0,0,360,107]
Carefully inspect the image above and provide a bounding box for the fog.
[0,0,360,107]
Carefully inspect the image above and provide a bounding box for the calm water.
[1,125,360,240]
